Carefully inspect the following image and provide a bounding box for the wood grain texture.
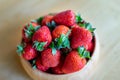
[0,0,120,80]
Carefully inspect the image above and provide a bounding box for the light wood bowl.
[20,32,100,80]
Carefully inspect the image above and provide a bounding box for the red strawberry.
[62,51,86,73]
[52,56,64,74]
[72,24,80,28]
[53,10,75,26]
[70,27,92,49]
[22,22,39,42]
[32,26,52,48]
[52,25,70,39]
[42,15,53,25]
[36,58,49,71]
[87,41,94,53]
[68,24,80,38]
[22,43,37,60]
[41,48,61,67]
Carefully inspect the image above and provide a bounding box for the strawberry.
[17,43,37,60]
[35,58,49,71]
[32,26,52,51]
[52,56,64,74]
[22,22,40,42]
[52,25,70,39]
[42,15,53,25]
[70,27,92,49]
[62,51,86,73]
[41,48,61,67]
[51,25,71,49]
[53,10,75,26]
[62,47,90,73]
[87,41,94,53]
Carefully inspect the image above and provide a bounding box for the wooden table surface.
[0,0,120,80]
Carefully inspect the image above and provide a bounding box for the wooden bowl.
[20,32,100,80]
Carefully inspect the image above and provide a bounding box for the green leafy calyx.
[77,46,91,59]
[75,14,96,33]
[50,30,71,55]
[76,14,83,23]
[33,41,47,51]
[16,43,25,55]
[55,33,70,49]
[46,20,56,31]
[24,23,40,39]
[79,22,96,33]
[50,42,57,55]
[37,16,44,24]
[84,23,96,32]
[31,60,37,69]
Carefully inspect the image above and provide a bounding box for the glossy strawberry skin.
[62,51,86,73]
[70,27,92,49]
[52,56,64,74]
[53,10,75,26]
[87,41,94,53]
[22,44,37,60]
[41,48,61,67]
[22,22,38,42]
[52,25,70,39]
[32,26,52,47]
[72,24,80,28]
[36,58,49,71]
[42,15,53,25]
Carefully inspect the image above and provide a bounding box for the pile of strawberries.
[17,10,95,74]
